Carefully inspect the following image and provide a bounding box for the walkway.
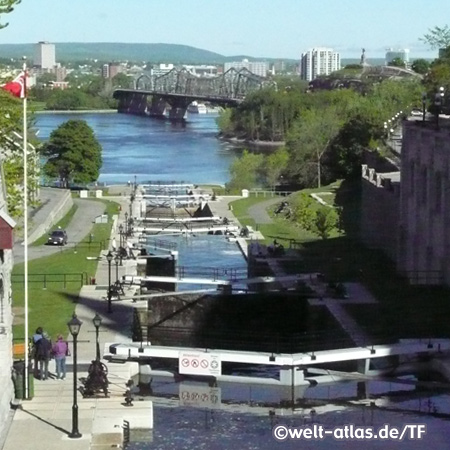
[247,197,280,224]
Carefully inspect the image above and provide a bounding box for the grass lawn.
[12,199,119,344]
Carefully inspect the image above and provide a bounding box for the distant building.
[34,41,56,69]
[385,48,410,65]
[224,59,268,77]
[300,48,341,81]
[102,63,126,79]
[183,64,218,77]
[150,63,175,77]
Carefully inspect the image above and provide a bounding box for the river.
[35,111,242,185]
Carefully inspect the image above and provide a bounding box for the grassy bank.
[12,199,119,343]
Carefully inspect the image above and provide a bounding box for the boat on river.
[187,101,207,114]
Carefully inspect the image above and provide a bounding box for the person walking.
[32,327,43,377]
[36,332,52,380]
[52,335,70,380]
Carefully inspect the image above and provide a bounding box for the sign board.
[179,351,221,376]
[179,384,221,409]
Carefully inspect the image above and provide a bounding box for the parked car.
[47,229,68,246]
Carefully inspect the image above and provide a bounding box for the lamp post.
[115,254,119,282]
[435,86,445,129]
[106,251,113,313]
[67,314,82,439]
[125,212,129,236]
[422,92,427,122]
[119,224,123,248]
[93,313,102,361]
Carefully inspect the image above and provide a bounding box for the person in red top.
[52,335,70,380]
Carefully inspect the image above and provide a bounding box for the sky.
[1,0,449,60]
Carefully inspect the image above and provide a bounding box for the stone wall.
[399,120,450,285]
[0,164,14,439]
[360,164,400,262]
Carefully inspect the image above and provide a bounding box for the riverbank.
[219,134,285,150]
[34,109,117,114]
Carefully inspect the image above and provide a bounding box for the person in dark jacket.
[36,333,52,380]
[32,327,43,377]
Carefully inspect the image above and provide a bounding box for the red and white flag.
[2,71,26,98]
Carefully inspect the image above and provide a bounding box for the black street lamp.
[93,313,102,361]
[115,254,119,282]
[125,212,129,236]
[422,92,427,122]
[106,251,113,313]
[67,314,83,439]
[435,86,445,129]
[119,224,123,248]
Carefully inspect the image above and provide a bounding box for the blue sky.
[1,0,449,59]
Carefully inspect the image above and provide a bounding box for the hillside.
[0,42,297,64]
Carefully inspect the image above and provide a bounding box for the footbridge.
[113,67,275,120]
[106,339,450,386]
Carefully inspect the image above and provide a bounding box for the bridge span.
[113,67,275,120]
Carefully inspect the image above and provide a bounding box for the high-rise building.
[34,41,56,69]
[300,48,341,81]
[224,59,268,77]
[385,48,410,65]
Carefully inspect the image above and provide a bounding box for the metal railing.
[12,272,88,288]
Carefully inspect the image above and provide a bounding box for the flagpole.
[22,57,29,399]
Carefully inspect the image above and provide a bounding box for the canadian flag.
[2,71,26,98]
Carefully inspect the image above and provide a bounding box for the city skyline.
[1,0,449,60]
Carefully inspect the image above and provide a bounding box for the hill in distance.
[0,42,298,64]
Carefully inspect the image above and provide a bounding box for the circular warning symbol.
[200,359,209,369]
[181,358,190,367]
[191,359,199,368]
[210,360,219,370]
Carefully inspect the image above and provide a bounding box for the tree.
[411,59,430,74]
[421,25,450,50]
[0,0,21,29]
[264,147,289,189]
[37,72,57,86]
[227,150,264,192]
[388,57,405,68]
[41,120,102,188]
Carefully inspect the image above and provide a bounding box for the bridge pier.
[148,96,166,117]
[117,92,148,116]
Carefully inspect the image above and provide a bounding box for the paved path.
[247,197,281,224]
[13,199,106,265]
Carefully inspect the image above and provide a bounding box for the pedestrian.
[36,332,52,380]
[112,237,117,253]
[52,335,70,380]
[32,327,43,377]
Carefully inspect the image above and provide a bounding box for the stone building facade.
[0,162,15,438]
[398,120,450,285]
[360,165,400,262]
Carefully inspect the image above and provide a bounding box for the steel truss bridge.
[113,67,275,120]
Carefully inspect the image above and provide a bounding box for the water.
[35,112,242,185]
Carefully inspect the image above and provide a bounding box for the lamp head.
[106,251,113,262]
[67,313,82,336]
[93,313,102,329]
[119,224,123,233]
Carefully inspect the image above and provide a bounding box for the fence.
[249,189,293,198]
[11,272,88,289]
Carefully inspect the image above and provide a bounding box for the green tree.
[388,57,405,68]
[37,72,57,86]
[314,206,339,239]
[112,72,132,88]
[421,25,450,50]
[227,150,264,192]
[42,120,102,188]
[411,59,430,74]
[264,147,289,189]
[0,0,21,29]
